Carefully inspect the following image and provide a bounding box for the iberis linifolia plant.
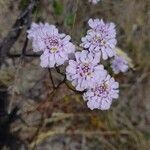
[27,18,131,110]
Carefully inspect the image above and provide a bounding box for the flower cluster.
[111,55,129,74]
[27,23,75,68]
[80,19,117,60]
[83,75,119,110]
[66,50,107,91]
[65,18,121,110]
[27,18,129,111]
[89,0,100,5]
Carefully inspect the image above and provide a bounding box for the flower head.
[80,19,117,60]
[27,22,75,68]
[111,55,129,74]
[89,0,100,5]
[83,75,119,110]
[66,50,107,91]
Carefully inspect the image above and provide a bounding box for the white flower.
[80,19,117,60]
[66,50,107,91]
[111,55,129,74]
[83,75,119,110]
[27,22,75,68]
[89,0,100,5]
[88,18,116,35]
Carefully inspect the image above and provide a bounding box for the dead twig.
[0,0,38,66]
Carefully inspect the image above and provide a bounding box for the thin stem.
[64,81,83,94]
[48,68,55,89]
[55,67,65,76]
[72,0,79,32]
[8,53,41,58]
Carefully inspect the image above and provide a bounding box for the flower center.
[98,84,107,94]
[94,83,108,97]
[51,47,58,53]
[45,36,60,53]
[93,35,106,46]
[77,63,92,77]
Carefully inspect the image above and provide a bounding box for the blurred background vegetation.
[0,0,149,149]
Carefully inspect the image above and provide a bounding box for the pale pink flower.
[66,50,107,91]
[80,19,117,60]
[89,0,100,5]
[111,55,129,74]
[88,19,116,34]
[27,23,58,52]
[83,75,119,110]
[27,22,75,68]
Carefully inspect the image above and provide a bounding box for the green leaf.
[64,13,75,27]
[53,0,63,15]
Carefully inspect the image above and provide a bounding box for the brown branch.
[0,0,38,66]
[7,53,41,58]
